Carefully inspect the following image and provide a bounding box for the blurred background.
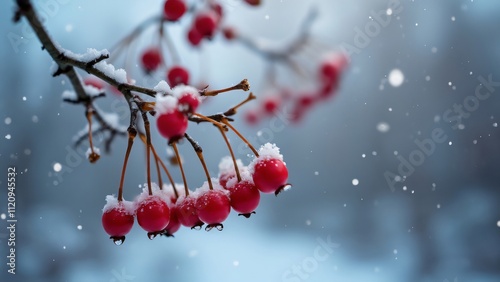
[1,0,500,281]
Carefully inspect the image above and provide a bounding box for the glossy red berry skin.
[163,205,181,236]
[141,48,162,72]
[164,0,187,21]
[102,205,134,237]
[167,66,190,87]
[176,195,203,228]
[252,158,289,193]
[194,11,218,38]
[156,110,188,141]
[195,190,231,224]
[187,27,203,46]
[136,196,170,233]
[226,181,260,214]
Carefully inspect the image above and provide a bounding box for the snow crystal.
[153,80,171,94]
[5,134,11,140]
[225,169,253,189]
[61,90,77,100]
[233,261,240,267]
[352,179,359,186]
[32,115,39,123]
[256,143,283,161]
[388,69,404,87]
[102,195,135,214]
[376,122,390,133]
[155,94,178,115]
[53,163,62,172]
[4,117,11,125]
[192,179,228,198]
[0,214,5,220]
[94,61,127,84]
[85,147,100,158]
[77,225,82,230]
[100,112,126,131]
[497,221,500,228]
[64,48,110,62]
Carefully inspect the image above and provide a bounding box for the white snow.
[100,111,126,131]
[192,179,228,197]
[248,143,285,174]
[85,146,100,158]
[172,85,200,100]
[153,80,171,94]
[102,195,135,214]
[64,48,110,62]
[53,163,62,172]
[61,90,77,100]
[93,61,127,84]
[376,122,390,133]
[83,84,103,97]
[155,94,178,115]
[218,156,245,174]
[388,69,404,87]
[4,117,11,125]
[225,169,253,189]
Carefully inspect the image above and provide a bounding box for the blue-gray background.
[1,0,500,281]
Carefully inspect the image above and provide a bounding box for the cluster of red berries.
[102,143,288,244]
[244,52,349,125]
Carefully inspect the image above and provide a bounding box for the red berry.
[262,96,280,114]
[163,0,187,21]
[194,11,219,38]
[252,158,289,193]
[297,93,316,108]
[140,48,162,72]
[156,110,188,142]
[176,195,203,229]
[173,86,201,113]
[219,171,235,189]
[226,181,260,216]
[102,203,134,244]
[163,205,181,236]
[222,26,237,40]
[187,27,203,46]
[195,189,231,226]
[210,3,223,17]
[84,76,104,90]
[244,0,261,6]
[167,66,190,87]
[136,195,171,234]
[244,109,260,125]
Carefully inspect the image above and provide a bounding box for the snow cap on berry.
[192,179,229,198]
[225,168,253,189]
[172,85,200,100]
[248,143,285,173]
[102,194,135,215]
[218,156,245,175]
[155,93,178,115]
[153,80,171,94]
[135,182,171,205]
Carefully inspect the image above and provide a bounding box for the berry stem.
[117,107,138,201]
[138,133,164,189]
[201,79,250,97]
[185,133,214,190]
[85,106,100,163]
[223,92,256,116]
[141,111,153,196]
[222,118,259,157]
[217,127,242,182]
[172,142,189,196]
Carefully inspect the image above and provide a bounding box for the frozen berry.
[167,66,190,87]
[226,181,260,217]
[102,200,135,245]
[252,158,288,194]
[195,189,230,230]
[141,48,162,72]
[136,195,170,237]
[176,195,204,229]
[163,0,187,21]
[194,11,219,38]
[156,110,188,142]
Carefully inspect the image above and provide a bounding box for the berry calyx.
[163,0,187,21]
[226,180,260,217]
[176,195,204,229]
[167,66,190,87]
[101,196,135,245]
[195,185,231,231]
[136,195,171,238]
[140,47,162,73]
